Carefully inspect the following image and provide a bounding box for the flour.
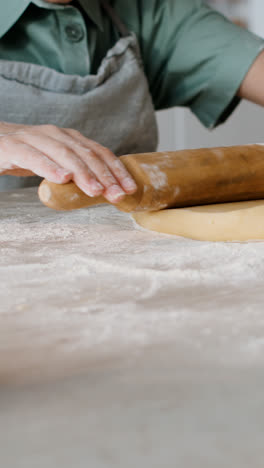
[140,163,168,190]
[173,187,181,197]
[2,187,264,384]
[211,149,225,159]
[70,193,80,202]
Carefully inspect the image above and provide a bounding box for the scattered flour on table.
[2,187,264,382]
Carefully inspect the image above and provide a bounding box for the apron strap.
[100,1,130,38]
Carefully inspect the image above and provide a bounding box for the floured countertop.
[1,187,264,467]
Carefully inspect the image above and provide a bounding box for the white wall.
[249,0,264,36]
[157,101,264,152]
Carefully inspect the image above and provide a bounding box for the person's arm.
[238,50,264,106]
[133,0,264,128]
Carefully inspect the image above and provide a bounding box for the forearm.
[238,50,264,106]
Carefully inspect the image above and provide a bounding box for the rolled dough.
[132,200,264,242]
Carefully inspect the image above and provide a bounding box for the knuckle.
[100,171,116,186]
[60,145,70,157]
[72,157,88,172]
[59,145,75,160]
[39,124,59,134]
[81,148,96,161]
[111,158,127,174]
[66,128,82,138]
[0,134,17,148]
[101,147,116,160]
[81,150,106,169]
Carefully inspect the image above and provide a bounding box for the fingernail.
[107,184,125,201]
[122,177,137,191]
[90,181,104,192]
[57,169,72,177]
[84,181,103,197]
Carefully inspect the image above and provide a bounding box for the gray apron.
[0,0,158,191]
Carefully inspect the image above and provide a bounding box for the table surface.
[1,187,264,467]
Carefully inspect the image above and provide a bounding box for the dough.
[132,200,264,242]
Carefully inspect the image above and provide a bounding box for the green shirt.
[1,0,264,128]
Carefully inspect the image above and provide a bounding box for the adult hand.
[0,122,137,203]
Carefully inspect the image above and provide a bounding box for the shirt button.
[65,23,85,43]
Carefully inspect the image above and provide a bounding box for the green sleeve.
[136,0,264,128]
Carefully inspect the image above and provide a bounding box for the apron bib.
[0,0,158,191]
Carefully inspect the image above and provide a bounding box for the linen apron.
[0,0,158,191]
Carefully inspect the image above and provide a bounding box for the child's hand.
[0,122,137,203]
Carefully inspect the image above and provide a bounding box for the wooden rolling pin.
[38,144,264,213]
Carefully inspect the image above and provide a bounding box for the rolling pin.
[38,144,264,213]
